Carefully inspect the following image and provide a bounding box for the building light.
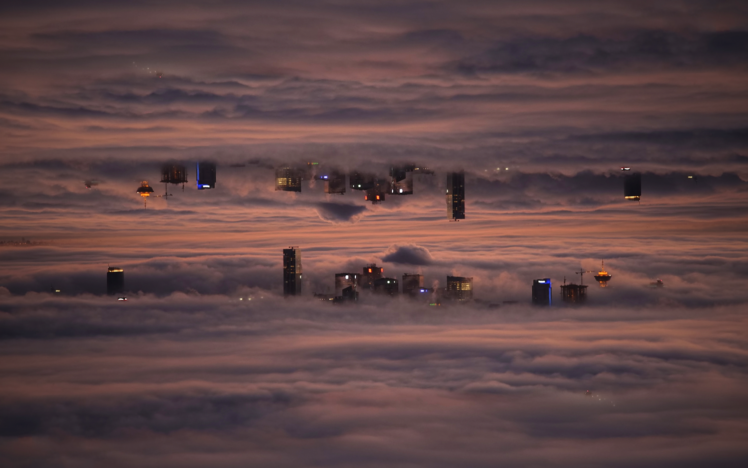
[537,280,546,283]
[345,275,349,279]
[369,269,372,273]
[202,184,210,188]
[399,189,403,193]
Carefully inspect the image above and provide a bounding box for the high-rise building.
[361,264,384,289]
[374,277,399,296]
[446,276,473,301]
[402,273,424,296]
[334,285,359,303]
[107,267,124,296]
[390,165,414,195]
[594,260,612,287]
[532,279,552,306]
[560,283,587,303]
[349,172,376,191]
[320,171,346,194]
[622,169,641,201]
[446,172,465,220]
[283,247,302,296]
[335,273,360,295]
[276,167,302,192]
[196,162,216,190]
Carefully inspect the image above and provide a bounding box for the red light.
[376,195,380,200]
[368,269,372,273]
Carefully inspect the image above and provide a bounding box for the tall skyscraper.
[107,267,124,296]
[161,163,188,194]
[532,279,552,306]
[446,172,465,220]
[361,264,384,289]
[283,247,302,296]
[446,276,473,301]
[350,172,376,191]
[196,162,216,190]
[335,273,359,295]
[622,169,641,201]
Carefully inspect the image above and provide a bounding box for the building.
[374,277,399,296]
[314,293,335,302]
[107,267,124,296]
[320,171,346,194]
[350,172,376,191]
[283,247,302,296]
[196,162,216,190]
[623,169,641,201]
[276,167,302,192]
[390,165,414,195]
[402,273,424,296]
[446,275,473,301]
[136,181,155,208]
[560,283,587,303]
[334,285,358,303]
[161,163,188,190]
[335,273,360,295]
[361,264,384,289]
[532,279,552,306]
[446,172,465,220]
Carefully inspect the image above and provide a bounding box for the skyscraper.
[107,266,124,296]
[283,247,302,296]
[447,172,465,220]
[161,163,188,194]
[321,171,346,194]
[196,162,216,190]
[623,169,641,201]
[361,264,384,289]
[446,276,473,301]
[532,279,552,306]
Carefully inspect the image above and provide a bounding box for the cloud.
[381,244,434,265]
[315,202,367,223]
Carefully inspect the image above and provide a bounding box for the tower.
[107,266,124,296]
[532,279,552,306]
[361,264,384,289]
[283,247,302,296]
[447,172,465,220]
[196,162,217,190]
[402,273,424,296]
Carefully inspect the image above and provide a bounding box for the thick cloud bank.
[1,295,747,467]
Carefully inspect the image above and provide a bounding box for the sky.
[1,1,748,466]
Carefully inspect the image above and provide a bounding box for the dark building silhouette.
[402,273,424,296]
[314,293,335,302]
[390,165,414,195]
[107,267,124,296]
[334,285,359,303]
[161,163,188,195]
[283,247,302,296]
[446,275,473,301]
[622,169,641,201]
[335,273,360,295]
[374,277,399,296]
[319,171,346,194]
[560,283,587,303]
[532,278,552,306]
[362,264,384,289]
[364,187,386,204]
[196,162,216,190]
[350,172,376,191]
[276,167,302,192]
[447,172,465,220]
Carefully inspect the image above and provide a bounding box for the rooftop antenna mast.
[576,268,592,285]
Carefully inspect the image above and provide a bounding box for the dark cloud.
[381,244,434,265]
[315,202,367,223]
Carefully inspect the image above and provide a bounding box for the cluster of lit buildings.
[136,162,217,207]
[283,247,472,304]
